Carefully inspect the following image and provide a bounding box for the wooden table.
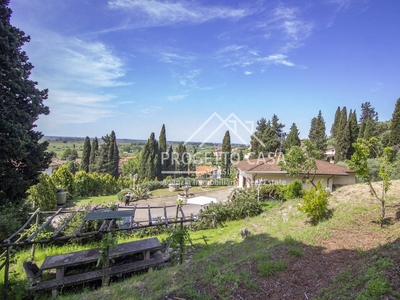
[37,237,162,298]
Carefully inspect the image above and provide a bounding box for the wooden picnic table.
[36,237,162,298]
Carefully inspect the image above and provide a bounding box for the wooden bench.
[31,252,164,293]
[30,238,162,297]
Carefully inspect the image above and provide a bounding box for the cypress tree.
[332,106,341,138]
[89,137,98,173]
[390,98,400,146]
[283,123,301,152]
[308,110,327,157]
[166,145,174,172]
[347,110,359,158]
[108,131,119,177]
[138,133,158,180]
[0,0,51,237]
[175,142,188,176]
[363,119,374,140]
[221,130,232,178]
[81,136,91,173]
[358,122,366,139]
[95,134,110,174]
[158,124,167,179]
[335,107,348,162]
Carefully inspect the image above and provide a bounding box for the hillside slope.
[59,182,400,300]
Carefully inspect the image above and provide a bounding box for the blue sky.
[8,0,400,144]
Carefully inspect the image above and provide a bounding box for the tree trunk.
[102,246,110,287]
[380,200,385,228]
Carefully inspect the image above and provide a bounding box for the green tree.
[52,165,75,196]
[358,102,378,139]
[221,130,232,178]
[250,117,267,158]
[174,142,188,176]
[363,119,375,141]
[122,153,141,177]
[359,101,379,123]
[81,136,91,173]
[92,131,119,177]
[0,0,51,238]
[390,98,400,146]
[139,133,158,180]
[27,173,57,210]
[308,110,327,157]
[348,138,393,227]
[347,109,359,158]
[108,131,119,177]
[89,137,99,173]
[64,161,80,174]
[283,123,301,152]
[238,149,244,161]
[298,180,329,224]
[331,106,341,138]
[335,107,349,162]
[158,124,167,180]
[279,141,319,187]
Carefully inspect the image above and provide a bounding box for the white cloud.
[108,0,249,28]
[256,4,314,51]
[244,71,253,75]
[167,94,188,101]
[159,52,195,64]
[25,29,129,128]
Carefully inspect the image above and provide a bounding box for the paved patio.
[122,187,234,222]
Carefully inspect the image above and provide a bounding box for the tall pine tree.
[0,0,51,238]
[390,98,400,146]
[358,102,378,139]
[308,110,327,157]
[283,123,301,152]
[80,136,91,173]
[221,130,232,178]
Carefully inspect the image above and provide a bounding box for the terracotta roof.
[235,157,354,176]
[196,165,218,173]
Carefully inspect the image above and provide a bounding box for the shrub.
[52,165,75,196]
[260,184,286,201]
[192,193,263,230]
[298,180,329,224]
[74,171,93,197]
[284,180,303,199]
[130,185,151,201]
[27,173,57,210]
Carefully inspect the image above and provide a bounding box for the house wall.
[238,171,355,190]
